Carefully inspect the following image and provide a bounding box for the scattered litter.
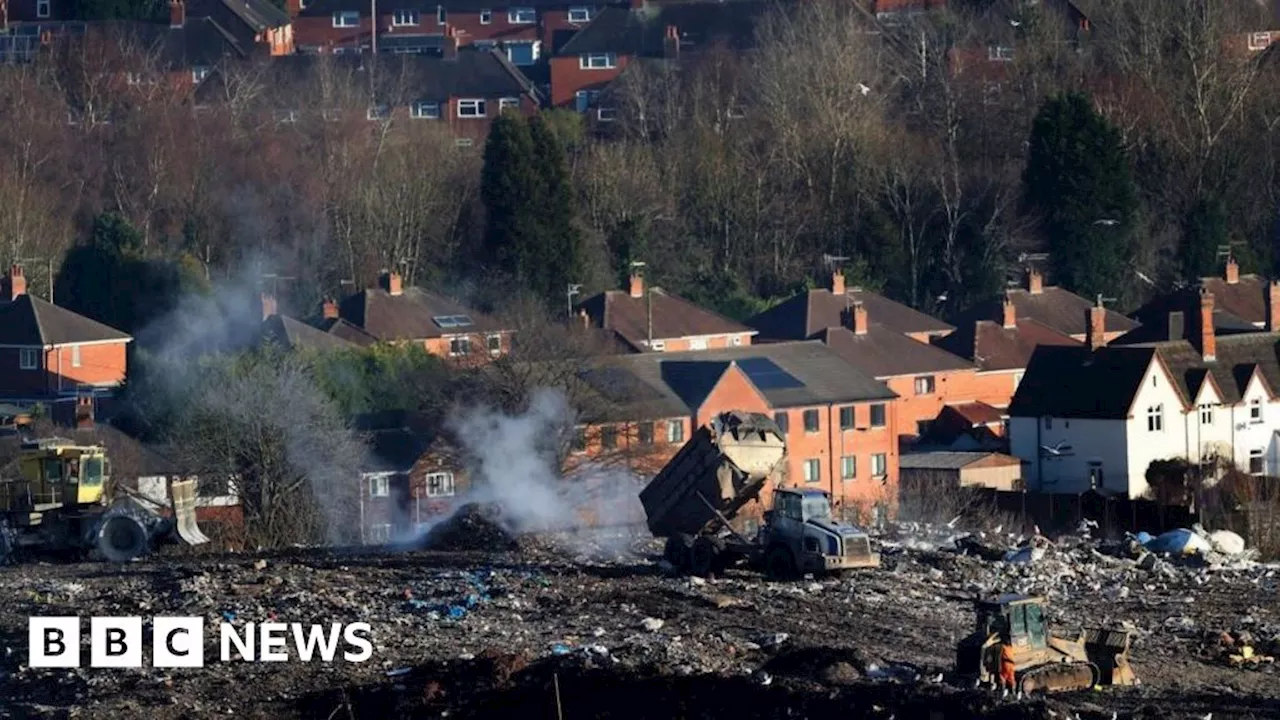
[641,618,664,632]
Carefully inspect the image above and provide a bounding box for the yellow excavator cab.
[7,439,109,512]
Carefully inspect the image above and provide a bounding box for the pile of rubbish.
[420,503,519,552]
[1202,630,1278,669]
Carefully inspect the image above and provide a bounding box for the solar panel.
[738,357,804,390]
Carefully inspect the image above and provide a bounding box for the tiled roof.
[932,317,1080,372]
[300,0,581,15]
[317,317,379,346]
[576,287,753,347]
[337,286,507,342]
[1146,334,1280,406]
[1007,345,1159,419]
[261,315,354,351]
[1129,279,1271,336]
[557,2,770,57]
[0,295,132,346]
[747,288,953,341]
[815,325,973,378]
[899,451,1019,470]
[947,401,1005,426]
[954,286,1137,339]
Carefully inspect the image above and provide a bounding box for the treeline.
[3,0,1279,329]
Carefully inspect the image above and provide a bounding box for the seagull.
[1010,19,1021,26]
[857,83,871,96]
[1094,218,1119,226]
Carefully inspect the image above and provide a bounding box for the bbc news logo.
[29,617,373,668]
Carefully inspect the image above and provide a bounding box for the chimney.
[1167,310,1185,341]
[1027,266,1043,295]
[578,308,590,330]
[321,297,338,320]
[3,263,26,301]
[169,0,184,28]
[1225,255,1240,285]
[378,270,403,296]
[663,25,680,59]
[1086,297,1106,351]
[629,272,644,299]
[1002,292,1017,329]
[284,0,302,16]
[74,395,94,430]
[1268,281,1280,332]
[443,24,459,60]
[851,301,868,335]
[260,292,277,320]
[1198,288,1216,362]
[830,270,846,296]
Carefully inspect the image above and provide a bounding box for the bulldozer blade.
[1084,628,1138,686]
[1019,662,1098,694]
[170,480,210,546]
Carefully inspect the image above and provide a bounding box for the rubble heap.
[420,503,519,552]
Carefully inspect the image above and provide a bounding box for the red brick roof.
[946,401,1005,427]
[337,287,506,342]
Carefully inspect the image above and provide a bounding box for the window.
[71,345,81,368]
[499,97,520,112]
[988,45,1014,62]
[1199,403,1214,425]
[1088,461,1104,490]
[368,475,389,498]
[841,456,856,481]
[508,7,535,23]
[505,41,539,66]
[666,420,683,444]
[436,5,446,24]
[480,9,491,24]
[449,336,471,356]
[322,108,341,122]
[869,403,886,428]
[411,101,440,119]
[571,426,587,453]
[579,52,617,69]
[426,472,455,497]
[367,524,391,543]
[366,104,390,121]
[1250,448,1265,475]
[870,453,887,478]
[192,66,210,84]
[601,425,617,450]
[568,6,592,22]
[393,9,419,26]
[839,406,854,430]
[1249,32,1272,51]
[487,333,502,355]
[36,0,51,17]
[1147,404,1163,432]
[774,411,789,433]
[19,348,38,370]
[1250,397,1263,423]
[273,109,299,124]
[803,409,820,433]
[914,375,936,395]
[333,11,359,27]
[457,99,486,118]
[803,459,821,484]
[596,107,617,122]
[574,89,600,113]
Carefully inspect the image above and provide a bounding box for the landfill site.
[2,414,1279,719]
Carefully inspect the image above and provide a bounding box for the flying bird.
[857,83,872,96]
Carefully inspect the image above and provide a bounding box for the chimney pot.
[1086,299,1106,351]
[443,24,459,59]
[321,297,339,320]
[852,301,868,335]
[1268,280,1280,332]
[75,395,94,429]
[578,308,590,330]
[260,292,277,321]
[4,263,26,301]
[1226,255,1240,285]
[379,271,403,296]
[629,273,644,299]
[169,0,185,28]
[1199,288,1216,362]
[1002,292,1017,329]
[1027,267,1043,295]
[830,271,846,297]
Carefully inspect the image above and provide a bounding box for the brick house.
[329,271,514,360]
[1130,257,1278,336]
[358,424,468,543]
[289,0,605,58]
[0,265,132,406]
[577,341,901,520]
[748,271,954,345]
[573,271,755,352]
[917,401,1009,452]
[950,268,1137,344]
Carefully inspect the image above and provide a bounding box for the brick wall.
[549,53,630,107]
[0,343,127,398]
[651,333,753,352]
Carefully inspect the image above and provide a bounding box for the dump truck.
[0,438,208,563]
[639,411,879,578]
[955,594,1137,693]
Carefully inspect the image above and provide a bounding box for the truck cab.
[764,488,878,575]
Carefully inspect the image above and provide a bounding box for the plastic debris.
[1145,529,1213,556]
[1209,530,1246,556]
[641,617,664,632]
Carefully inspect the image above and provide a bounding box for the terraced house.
[573,271,755,352]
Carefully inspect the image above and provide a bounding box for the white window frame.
[499,97,520,112]
[1250,397,1264,423]
[508,7,536,23]
[596,107,617,122]
[688,337,708,351]
[457,98,487,118]
[191,66,210,84]
[71,345,81,368]
[36,0,51,18]
[504,40,540,66]
[580,52,617,69]
[840,455,856,481]
[1199,403,1213,425]
[913,375,935,395]
[487,333,502,355]
[392,8,419,26]
[411,100,440,119]
[19,348,38,370]
[1250,448,1265,475]
[426,471,456,497]
[479,9,492,24]
[666,419,684,444]
[731,335,743,346]
[802,458,821,484]
[568,6,591,23]
[366,104,390,121]
[333,10,359,27]
[1249,32,1272,51]
[368,475,390,498]
[274,109,299,124]
[1146,404,1163,432]
[449,335,472,356]
[988,45,1014,62]
[871,453,887,478]
[437,5,446,24]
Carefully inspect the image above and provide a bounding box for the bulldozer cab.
[977,595,1049,650]
[2,439,109,513]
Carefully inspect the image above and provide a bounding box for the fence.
[939,489,1196,539]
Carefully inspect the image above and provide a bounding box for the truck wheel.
[690,537,718,577]
[97,515,148,563]
[664,535,693,571]
[765,547,795,581]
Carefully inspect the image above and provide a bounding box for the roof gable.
[578,287,752,346]
[0,295,132,346]
[747,288,952,341]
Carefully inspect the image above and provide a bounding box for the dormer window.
[568,6,592,23]
[988,45,1014,62]
[333,10,359,27]
[508,7,535,23]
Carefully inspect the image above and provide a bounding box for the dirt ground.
[0,529,1277,720]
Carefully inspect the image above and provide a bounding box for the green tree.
[1023,92,1138,300]
[1180,198,1227,283]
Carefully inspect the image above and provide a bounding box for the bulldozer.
[955,594,1137,693]
[0,438,208,563]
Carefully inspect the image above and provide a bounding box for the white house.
[1008,289,1280,498]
